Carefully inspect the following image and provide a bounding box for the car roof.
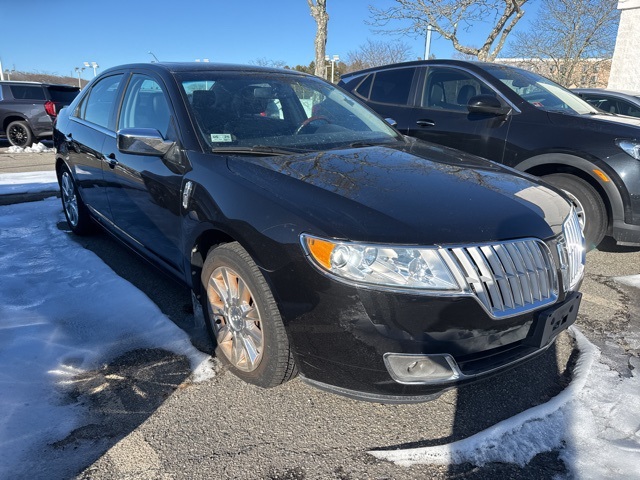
[0,80,78,89]
[573,88,640,99]
[340,59,496,79]
[99,62,312,77]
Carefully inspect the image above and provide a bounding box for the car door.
[351,66,421,126]
[405,66,511,163]
[65,73,125,221]
[101,73,185,273]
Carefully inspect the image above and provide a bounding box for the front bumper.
[271,251,581,402]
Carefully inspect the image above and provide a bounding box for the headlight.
[301,234,460,291]
[558,208,585,291]
[616,139,640,160]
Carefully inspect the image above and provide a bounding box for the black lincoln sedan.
[340,60,640,250]
[54,63,584,403]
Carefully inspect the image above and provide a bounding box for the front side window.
[179,72,401,152]
[422,68,492,111]
[118,75,172,138]
[77,74,124,129]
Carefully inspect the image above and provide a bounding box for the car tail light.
[44,101,57,117]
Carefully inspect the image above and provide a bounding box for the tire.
[543,173,607,249]
[201,242,297,387]
[59,165,93,235]
[6,120,34,148]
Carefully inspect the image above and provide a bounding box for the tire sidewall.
[543,173,606,249]
[201,243,288,387]
[59,165,92,235]
[7,120,33,148]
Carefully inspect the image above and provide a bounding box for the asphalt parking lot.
[2,148,639,479]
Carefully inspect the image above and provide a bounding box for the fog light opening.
[384,353,461,385]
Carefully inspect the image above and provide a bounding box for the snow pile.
[0,199,214,478]
[6,142,55,153]
[370,328,640,478]
[0,171,58,195]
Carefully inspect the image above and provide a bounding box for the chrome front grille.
[446,239,558,318]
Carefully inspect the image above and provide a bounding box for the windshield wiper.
[211,145,305,156]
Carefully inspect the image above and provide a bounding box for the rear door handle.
[103,153,118,169]
[416,119,436,127]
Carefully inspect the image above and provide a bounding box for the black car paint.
[339,60,640,246]
[54,63,578,401]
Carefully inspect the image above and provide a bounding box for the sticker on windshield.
[211,133,233,142]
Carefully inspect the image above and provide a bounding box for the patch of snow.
[0,171,58,195]
[0,198,214,478]
[6,142,55,153]
[615,274,640,290]
[370,327,640,478]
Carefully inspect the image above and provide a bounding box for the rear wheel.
[201,242,297,387]
[7,120,33,148]
[543,173,607,249]
[59,166,93,235]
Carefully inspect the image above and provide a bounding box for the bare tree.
[369,0,529,61]
[251,57,288,69]
[507,0,619,87]
[345,39,414,72]
[307,0,329,78]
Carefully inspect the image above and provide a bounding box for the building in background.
[495,58,611,88]
[608,0,640,90]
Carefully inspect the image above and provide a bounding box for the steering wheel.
[294,116,330,135]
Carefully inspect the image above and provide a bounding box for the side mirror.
[117,128,174,156]
[467,95,511,116]
[385,117,398,128]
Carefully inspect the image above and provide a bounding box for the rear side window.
[354,74,373,98]
[47,86,80,104]
[10,85,46,100]
[76,74,124,129]
[369,68,415,105]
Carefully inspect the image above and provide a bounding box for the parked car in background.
[573,88,640,118]
[339,60,640,249]
[54,62,584,403]
[0,81,80,147]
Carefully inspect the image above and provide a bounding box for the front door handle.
[416,119,436,127]
[103,153,118,169]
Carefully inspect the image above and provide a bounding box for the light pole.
[424,25,434,60]
[74,67,85,88]
[4,69,15,80]
[83,61,99,77]
[148,51,159,63]
[324,54,339,83]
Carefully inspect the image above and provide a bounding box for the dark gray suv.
[0,81,79,147]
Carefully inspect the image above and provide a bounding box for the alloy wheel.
[8,124,28,147]
[206,266,264,372]
[61,172,79,227]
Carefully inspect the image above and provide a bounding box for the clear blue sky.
[0,0,538,80]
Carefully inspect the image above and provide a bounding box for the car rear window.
[47,86,80,103]
[10,85,46,100]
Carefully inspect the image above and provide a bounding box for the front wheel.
[201,242,297,387]
[543,173,607,249]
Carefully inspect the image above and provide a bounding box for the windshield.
[483,65,598,115]
[178,71,401,152]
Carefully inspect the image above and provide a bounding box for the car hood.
[548,111,640,130]
[226,143,570,245]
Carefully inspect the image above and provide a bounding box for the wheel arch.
[188,227,237,299]
[2,114,29,132]
[515,153,625,232]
